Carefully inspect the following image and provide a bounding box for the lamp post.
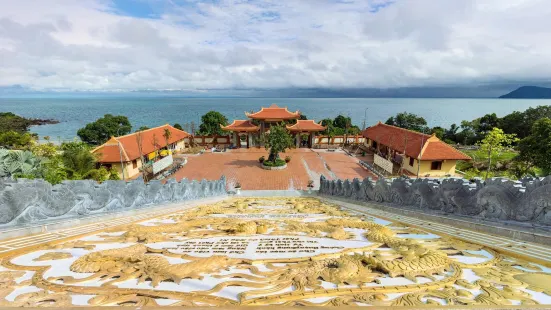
[101,125,126,181]
[416,127,426,178]
[362,107,369,131]
[115,127,126,181]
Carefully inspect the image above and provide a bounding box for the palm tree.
[61,147,98,179]
[163,128,172,152]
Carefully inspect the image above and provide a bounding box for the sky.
[1,0,551,92]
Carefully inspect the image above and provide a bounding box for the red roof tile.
[246,104,300,120]
[221,120,259,132]
[420,136,471,160]
[92,124,190,163]
[362,122,470,161]
[287,120,326,132]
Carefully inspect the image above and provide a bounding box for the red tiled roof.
[221,120,259,132]
[362,122,470,161]
[287,120,326,132]
[92,124,190,163]
[420,136,471,160]
[246,104,300,120]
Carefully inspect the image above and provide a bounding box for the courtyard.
[173,148,376,190]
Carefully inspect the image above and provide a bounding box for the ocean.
[1,97,549,142]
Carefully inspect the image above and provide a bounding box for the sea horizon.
[2,96,550,142]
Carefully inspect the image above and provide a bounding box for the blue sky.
[109,0,163,18]
[0,0,550,91]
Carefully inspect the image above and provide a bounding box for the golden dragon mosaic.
[0,197,550,307]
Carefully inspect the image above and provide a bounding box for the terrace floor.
[172,148,376,190]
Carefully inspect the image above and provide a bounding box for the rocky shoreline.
[29,118,60,126]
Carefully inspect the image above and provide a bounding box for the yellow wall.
[175,140,186,152]
[402,156,457,177]
[108,157,143,179]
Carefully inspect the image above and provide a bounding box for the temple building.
[221,104,326,148]
[287,120,326,148]
[92,124,190,179]
[363,122,471,177]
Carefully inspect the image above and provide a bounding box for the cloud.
[0,0,550,91]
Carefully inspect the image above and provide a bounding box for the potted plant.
[259,156,265,163]
[285,156,291,163]
[234,182,242,195]
[307,179,314,193]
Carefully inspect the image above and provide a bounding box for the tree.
[60,140,90,152]
[198,111,228,136]
[443,124,460,143]
[0,131,33,149]
[518,118,551,175]
[77,114,132,145]
[135,130,147,181]
[385,112,428,132]
[173,123,183,130]
[477,113,499,136]
[478,127,519,179]
[163,128,172,150]
[41,156,68,185]
[137,126,150,131]
[431,126,445,140]
[499,106,551,139]
[456,120,478,145]
[333,115,352,129]
[264,123,293,162]
[31,142,58,158]
[320,119,334,134]
[0,112,33,133]
[60,146,98,180]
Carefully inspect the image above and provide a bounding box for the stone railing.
[319,175,551,226]
[0,176,227,228]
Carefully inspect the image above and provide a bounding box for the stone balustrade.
[319,175,551,226]
[0,176,227,228]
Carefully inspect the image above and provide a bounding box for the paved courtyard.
[173,148,376,190]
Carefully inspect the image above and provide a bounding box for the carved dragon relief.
[0,197,549,307]
[320,175,551,225]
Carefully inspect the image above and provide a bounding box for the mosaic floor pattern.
[0,197,550,307]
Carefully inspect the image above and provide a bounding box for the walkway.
[172,148,376,190]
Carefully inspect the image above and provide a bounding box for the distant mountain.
[499,86,551,99]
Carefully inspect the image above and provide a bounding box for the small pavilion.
[220,120,260,148]
[221,104,325,148]
[287,120,326,148]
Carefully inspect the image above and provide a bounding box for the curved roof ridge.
[246,104,300,119]
[375,122,432,138]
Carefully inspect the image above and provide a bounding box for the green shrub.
[263,159,286,167]
[259,156,265,163]
[285,156,291,163]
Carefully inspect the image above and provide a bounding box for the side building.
[91,124,190,179]
[363,122,471,177]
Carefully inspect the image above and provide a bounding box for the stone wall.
[0,176,227,228]
[319,175,551,226]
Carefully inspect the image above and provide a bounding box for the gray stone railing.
[319,175,551,226]
[0,176,227,228]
